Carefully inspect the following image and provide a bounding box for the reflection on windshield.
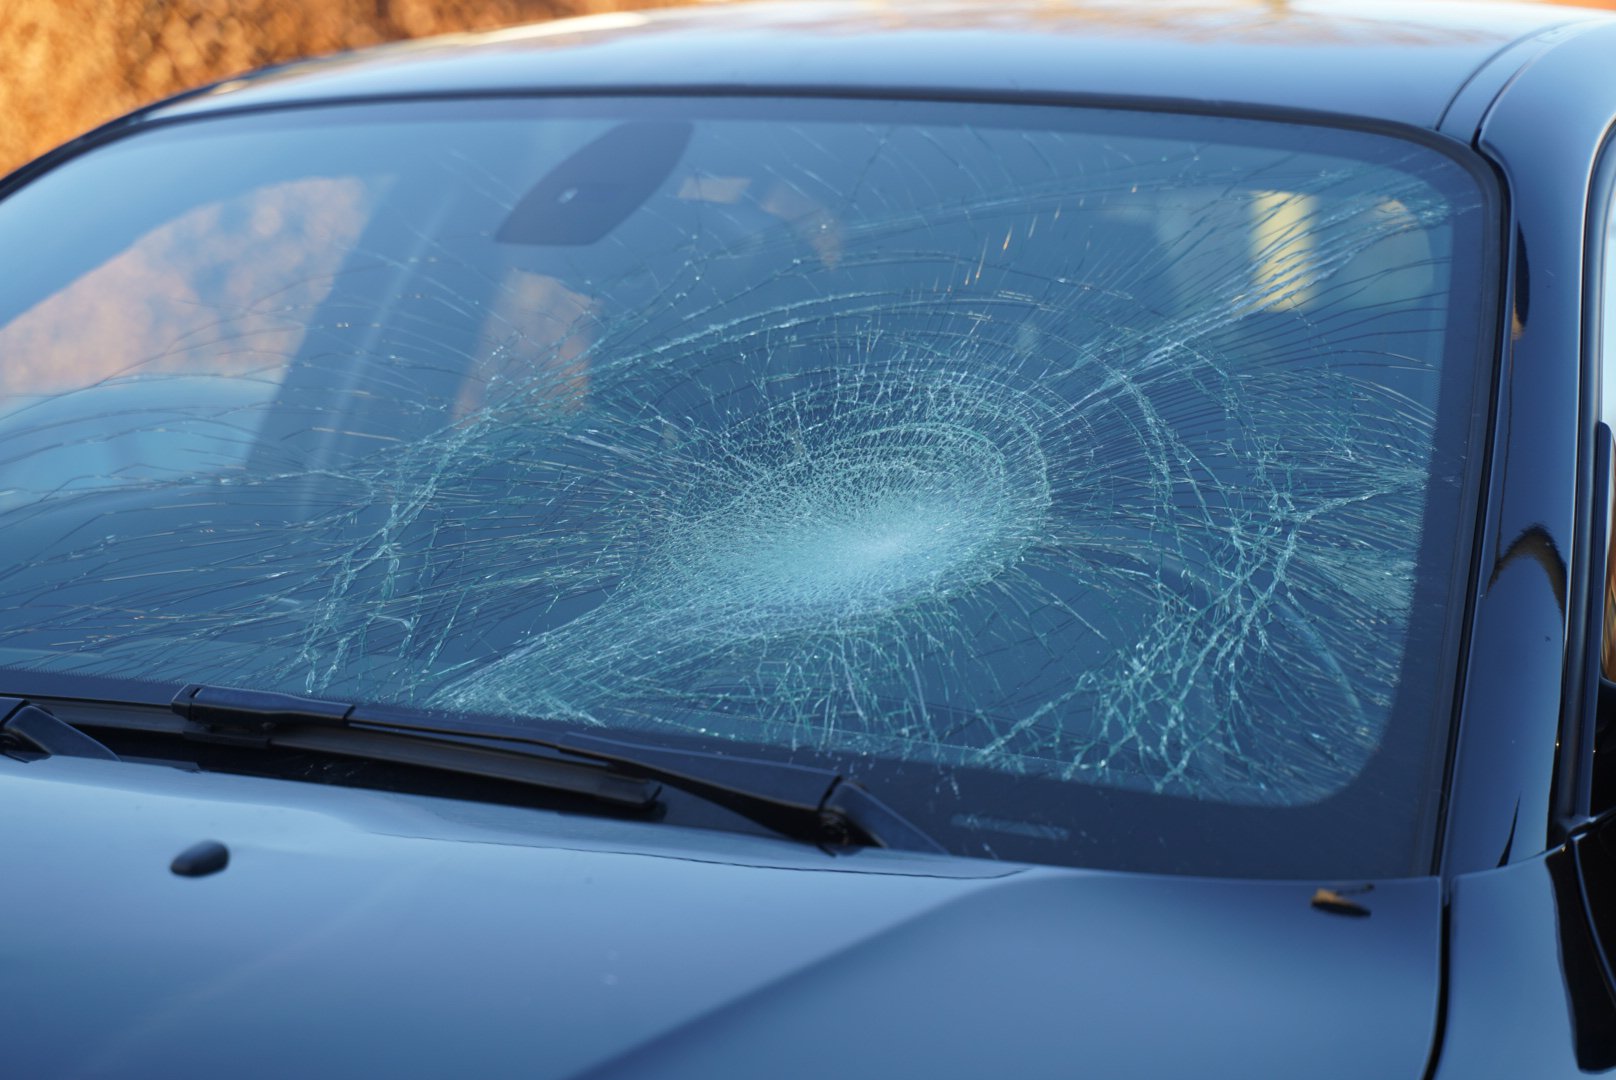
[0,100,1481,819]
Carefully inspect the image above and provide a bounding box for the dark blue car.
[4,1,1616,1075]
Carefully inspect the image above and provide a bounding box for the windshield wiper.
[169,683,944,854]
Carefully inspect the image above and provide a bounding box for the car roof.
[150,0,1613,131]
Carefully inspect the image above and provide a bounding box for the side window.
[1605,185,1616,431]
[1604,173,1616,679]
[1574,150,1616,1069]
[1598,152,1616,812]
[1607,192,1616,421]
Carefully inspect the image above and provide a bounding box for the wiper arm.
[172,683,944,854]
[555,730,945,854]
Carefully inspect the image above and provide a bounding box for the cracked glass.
[0,97,1489,876]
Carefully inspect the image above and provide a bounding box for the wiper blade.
[169,684,657,810]
[172,683,944,854]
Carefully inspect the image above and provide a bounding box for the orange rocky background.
[0,0,687,177]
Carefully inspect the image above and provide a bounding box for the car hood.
[0,753,1440,1079]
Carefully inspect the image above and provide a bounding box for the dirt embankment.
[0,0,680,175]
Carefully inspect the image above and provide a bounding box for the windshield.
[0,96,1489,877]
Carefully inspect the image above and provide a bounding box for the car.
[3,0,1616,1075]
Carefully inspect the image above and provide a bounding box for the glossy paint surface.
[1442,20,1616,876]
[1435,849,1616,1077]
[0,752,1442,1079]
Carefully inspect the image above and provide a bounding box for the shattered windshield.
[0,97,1489,876]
